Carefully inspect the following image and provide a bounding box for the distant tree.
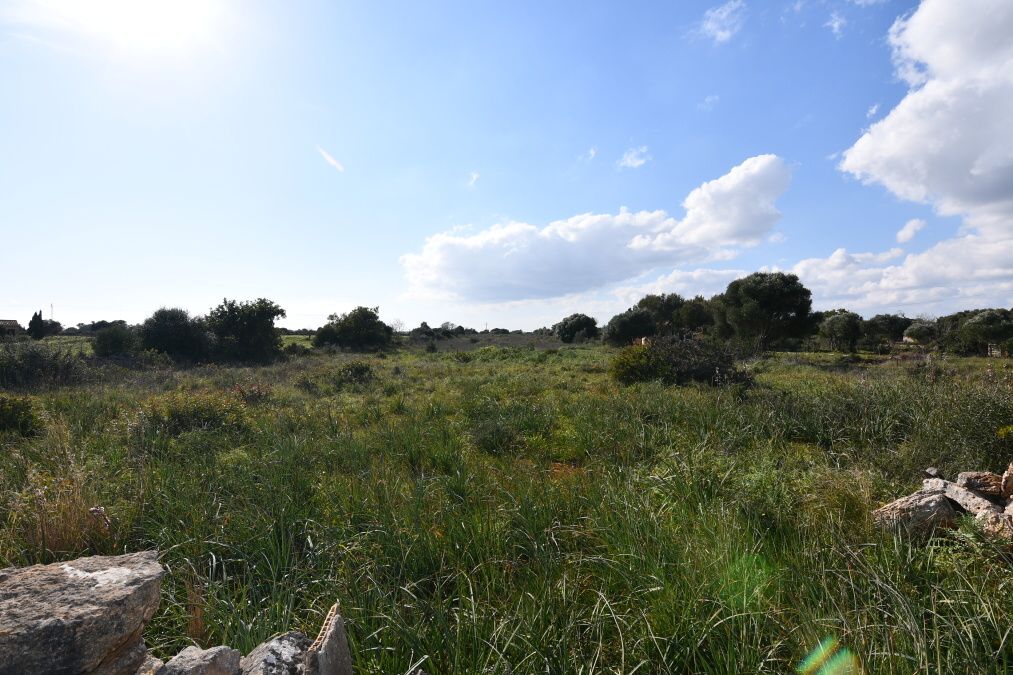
[950,309,1013,354]
[139,308,210,361]
[719,272,812,348]
[603,307,656,346]
[409,321,436,340]
[676,296,715,333]
[903,320,937,344]
[206,298,287,363]
[635,293,685,334]
[819,311,863,352]
[93,324,137,358]
[552,313,599,343]
[314,306,393,351]
[863,314,913,344]
[27,311,46,340]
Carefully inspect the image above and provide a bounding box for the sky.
[1,0,1011,330]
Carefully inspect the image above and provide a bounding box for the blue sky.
[1,0,1010,329]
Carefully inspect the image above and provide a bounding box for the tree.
[602,307,656,346]
[903,320,937,344]
[552,313,599,343]
[314,306,393,351]
[862,314,912,344]
[676,296,715,333]
[719,272,812,348]
[93,324,137,357]
[951,309,1013,354]
[635,294,685,335]
[819,311,862,352]
[27,311,46,340]
[205,298,286,363]
[139,308,210,361]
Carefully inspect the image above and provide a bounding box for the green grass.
[1,346,1012,672]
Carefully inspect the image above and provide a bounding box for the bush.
[553,314,599,343]
[314,307,393,351]
[603,308,656,346]
[92,324,137,357]
[0,394,45,436]
[126,391,251,440]
[336,360,374,386]
[610,335,747,386]
[0,341,87,388]
[139,308,210,362]
[206,298,286,363]
[903,320,937,344]
[819,311,862,352]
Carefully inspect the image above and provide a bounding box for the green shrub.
[0,394,45,436]
[610,336,747,386]
[126,391,251,441]
[206,298,286,363]
[0,341,87,388]
[139,308,210,362]
[314,307,393,351]
[336,360,374,386]
[609,345,656,384]
[92,324,137,357]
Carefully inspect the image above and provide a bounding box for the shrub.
[717,272,813,348]
[92,324,137,357]
[206,298,286,363]
[127,391,251,441]
[819,311,862,352]
[0,341,87,388]
[139,308,210,362]
[553,314,599,343]
[610,335,747,386]
[314,307,393,351]
[603,308,656,346]
[336,360,374,386]
[0,394,45,436]
[903,320,937,344]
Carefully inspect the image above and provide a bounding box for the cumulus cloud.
[617,146,651,169]
[896,218,925,243]
[401,154,791,302]
[698,1,746,45]
[316,146,344,172]
[832,0,1013,313]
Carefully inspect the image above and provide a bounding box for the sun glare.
[29,0,224,57]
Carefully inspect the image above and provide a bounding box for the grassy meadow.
[2,343,1013,673]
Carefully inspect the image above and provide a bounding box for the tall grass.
[0,348,1011,671]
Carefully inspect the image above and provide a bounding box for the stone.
[135,654,165,675]
[873,490,958,533]
[923,467,941,479]
[0,550,164,675]
[1002,463,1013,499]
[976,511,1013,542]
[241,632,311,675]
[161,646,241,675]
[955,471,1004,499]
[922,478,1002,515]
[304,603,353,675]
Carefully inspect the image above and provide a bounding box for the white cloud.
[698,94,720,111]
[698,1,746,45]
[617,146,651,169]
[896,218,926,243]
[866,103,879,118]
[467,171,480,188]
[580,147,598,162]
[316,146,344,173]
[832,0,1013,313]
[401,154,792,302]
[825,11,847,38]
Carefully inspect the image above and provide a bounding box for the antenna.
[50,304,53,321]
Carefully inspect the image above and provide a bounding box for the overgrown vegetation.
[2,344,1012,672]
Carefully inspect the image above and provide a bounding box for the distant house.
[0,320,23,339]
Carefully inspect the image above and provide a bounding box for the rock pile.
[873,463,1013,540]
[0,551,353,675]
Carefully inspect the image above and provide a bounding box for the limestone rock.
[241,632,311,675]
[135,654,165,675]
[304,604,353,675]
[161,646,241,675]
[923,467,941,479]
[976,511,1013,542]
[873,490,958,533]
[0,550,164,675]
[1002,463,1013,499]
[922,478,1002,515]
[955,471,1003,499]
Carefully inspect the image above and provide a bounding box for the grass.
[1,345,1012,672]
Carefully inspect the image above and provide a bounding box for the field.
[2,344,1013,673]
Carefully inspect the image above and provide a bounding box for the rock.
[976,511,1013,542]
[923,466,941,479]
[922,478,1002,515]
[304,603,353,675]
[1002,463,1013,499]
[241,632,311,675]
[135,654,165,675]
[161,646,241,675]
[955,471,1004,499]
[0,550,164,675]
[873,490,958,533]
